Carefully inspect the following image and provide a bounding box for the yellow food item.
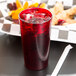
[33,3,39,7]
[29,4,34,8]
[8,1,47,20]
[29,2,39,8]
[8,11,15,16]
[39,3,46,8]
[12,8,24,19]
[16,0,22,8]
[23,1,29,9]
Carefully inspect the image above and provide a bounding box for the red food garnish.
[13,2,17,10]
[57,19,66,25]
[7,2,17,11]
[7,3,13,10]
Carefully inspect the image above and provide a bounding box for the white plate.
[0,0,76,44]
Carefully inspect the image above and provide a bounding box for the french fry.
[29,4,34,8]
[33,3,39,7]
[16,0,22,8]
[29,3,39,8]
[23,1,29,9]
[39,3,46,8]
[8,10,15,16]
[12,8,24,19]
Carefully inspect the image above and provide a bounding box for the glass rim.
[19,7,52,24]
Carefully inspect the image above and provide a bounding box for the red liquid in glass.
[19,8,52,70]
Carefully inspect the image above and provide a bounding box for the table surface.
[0,32,76,76]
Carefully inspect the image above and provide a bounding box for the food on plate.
[7,2,17,10]
[49,2,76,25]
[66,19,76,24]
[39,3,46,8]
[23,1,29,9]
[16,0,22,8]
[28,2,39,8]
[57,19,66,25]
[7,1,76,25]
[66,6,76,16]
[12,8,24,19]
[7,0,46,24]
[52,2,64,15]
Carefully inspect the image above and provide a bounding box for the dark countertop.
[0,32,76,76]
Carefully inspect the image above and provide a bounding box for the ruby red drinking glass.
[19,8,52,70]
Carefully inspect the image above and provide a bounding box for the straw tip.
[67,44,73,49]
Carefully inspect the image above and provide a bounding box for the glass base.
[24,62,48,70]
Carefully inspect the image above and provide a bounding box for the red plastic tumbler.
[19,8,52,70]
